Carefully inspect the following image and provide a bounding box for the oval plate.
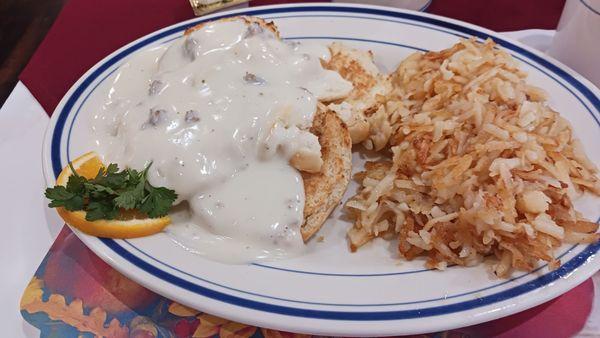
[42,3,600,336]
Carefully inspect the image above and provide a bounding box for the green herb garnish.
[45,162,177,221]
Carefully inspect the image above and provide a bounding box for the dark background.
[0,0,66,105]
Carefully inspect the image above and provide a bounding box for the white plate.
[42,3,600,336]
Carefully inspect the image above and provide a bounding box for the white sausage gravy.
[91,19,352,263]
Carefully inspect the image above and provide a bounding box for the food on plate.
[69,16,354,261]
[325,42,392,149]
[345,38,600,277]
[45,152,175,238]
[44,13,599,273]
[301,104,352,241]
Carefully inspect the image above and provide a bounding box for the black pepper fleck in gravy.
[243,72,266,85]
[141,108,167,129]
[185,110,201,123]
[148,79,165,96]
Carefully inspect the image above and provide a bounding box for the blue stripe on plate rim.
[117,236,582,307]
[48,5,600,320]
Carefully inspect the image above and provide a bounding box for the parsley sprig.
[45,162,177,221]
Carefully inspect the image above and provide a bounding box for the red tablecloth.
[18,1,596,337]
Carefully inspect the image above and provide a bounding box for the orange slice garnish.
[54,152,171,238]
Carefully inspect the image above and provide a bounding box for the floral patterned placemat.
[20,227,594,338]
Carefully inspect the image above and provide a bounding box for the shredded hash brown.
[345,38,600,277]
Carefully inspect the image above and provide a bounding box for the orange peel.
[54,152,170,238]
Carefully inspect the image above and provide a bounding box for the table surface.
[0,82,62,337]
[1,14,599,338]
